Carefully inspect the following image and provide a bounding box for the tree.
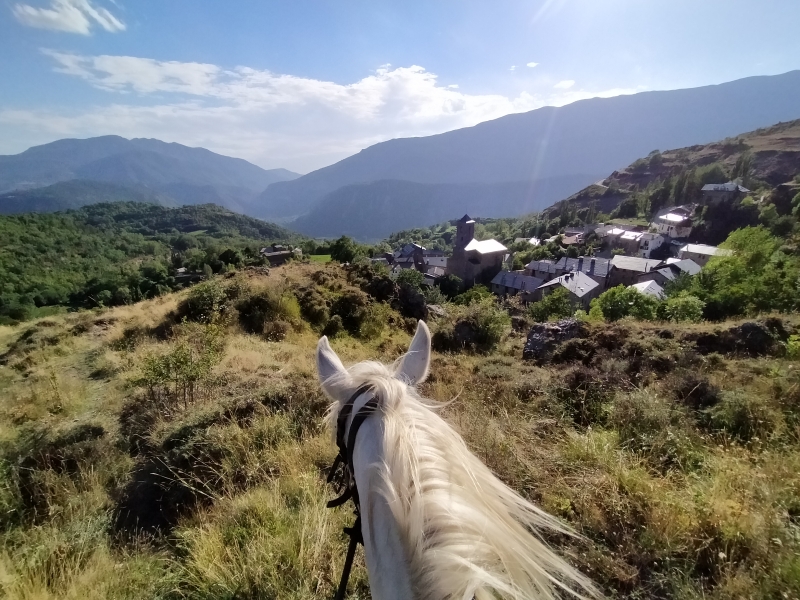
[528,287,574,322]
[592,285,659,321]
[662,292,705,322]
[438,274,463,299]
[396,268,424,290]
[219,248,244,267]
[330,236,362,263]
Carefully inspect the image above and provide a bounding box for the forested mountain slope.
[258,70,800,230]
[0,202,301,322]
[0,136,300,215]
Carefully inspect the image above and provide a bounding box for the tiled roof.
[491,271,544,291]
[665,258,702,275]
[538,271,599,298]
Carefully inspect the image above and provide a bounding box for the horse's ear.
[317,336,347,392]
[395,320,431,385]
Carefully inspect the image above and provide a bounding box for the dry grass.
[1,266,799,599]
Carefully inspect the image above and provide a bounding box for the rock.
[690,320,787,357]
[427,304,447,318]
[523,318,588,363]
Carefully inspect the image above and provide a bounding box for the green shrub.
[322,314,344,338]
[396,269,424,289]
[294,285,329,328]
[592,285,659,321]
[432,298,510,353]
[453,284,492,306]
[178,279,228,323]
[662,292,705,322]
[329,289,370,335]
[359,303,392,340]
[422,285,446,305]
[237,287,301,335]
[528,287,574,322]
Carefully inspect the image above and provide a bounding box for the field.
[1,261,799,600]
[308,254,332,263]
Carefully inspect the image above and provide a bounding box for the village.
[371,181,745,309]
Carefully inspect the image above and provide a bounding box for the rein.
[326,384,379,600]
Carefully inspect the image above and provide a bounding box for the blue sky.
[2,0,799,173]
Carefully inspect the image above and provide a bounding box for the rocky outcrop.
[523,319,588,363]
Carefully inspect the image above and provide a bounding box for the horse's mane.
[324,359,597,600]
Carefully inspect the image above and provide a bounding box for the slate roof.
[611,255,662,273]
[538,271,599,298]
[425,256,448,268]
[525,259,559,275]
[491,271,544,292]
[631,280,665,299]
[554,256,611,278]
[701,182,750,193]
[514,237,541,246]
[464,238,507,254]
[664,258,702,275]
[679,244,732,257]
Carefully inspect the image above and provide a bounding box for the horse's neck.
[348,405,414,600]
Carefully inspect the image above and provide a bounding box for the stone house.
[490,271,544,302]
[701,182,750,203]
[535,271,600,310]
[608,255,663,287]
[677,243,732,267]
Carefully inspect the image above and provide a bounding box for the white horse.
[316,320,597,600]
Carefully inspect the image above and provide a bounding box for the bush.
[591,285,659,321]
[176,279,235,323]
[322,314,344,338]
[528,288,574,322]
[237,287,302,335]
[432,298,510,353]
[396,269,424,289]
[294,285,329,328]
[438,274,463,299]
[662,292,705,322]
[453,284,492,306]
[359,303,392,340]
[422,285,446,305]
[329,289,371,335]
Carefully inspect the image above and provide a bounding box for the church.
[447,215,508,289]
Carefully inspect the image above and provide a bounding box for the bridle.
[326,384,379,600]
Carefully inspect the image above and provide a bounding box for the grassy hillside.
[1,262,799,599]
[0,202,303,323]
[542,119,800,242]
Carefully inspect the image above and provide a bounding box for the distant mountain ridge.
[0,135,300,215]
[270,70,800,239]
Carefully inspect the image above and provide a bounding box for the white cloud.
[12,0,125,34]
[509,65,516,71]
[554,79,575,89]
[526,62,539,68]
[0,52,640,172]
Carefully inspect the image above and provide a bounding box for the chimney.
[577,256,584,271]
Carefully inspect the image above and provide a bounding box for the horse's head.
[316,319,431,405]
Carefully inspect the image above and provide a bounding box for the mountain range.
[282,70,800,239]
[2,71,800,239]
[0,136,299,215]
